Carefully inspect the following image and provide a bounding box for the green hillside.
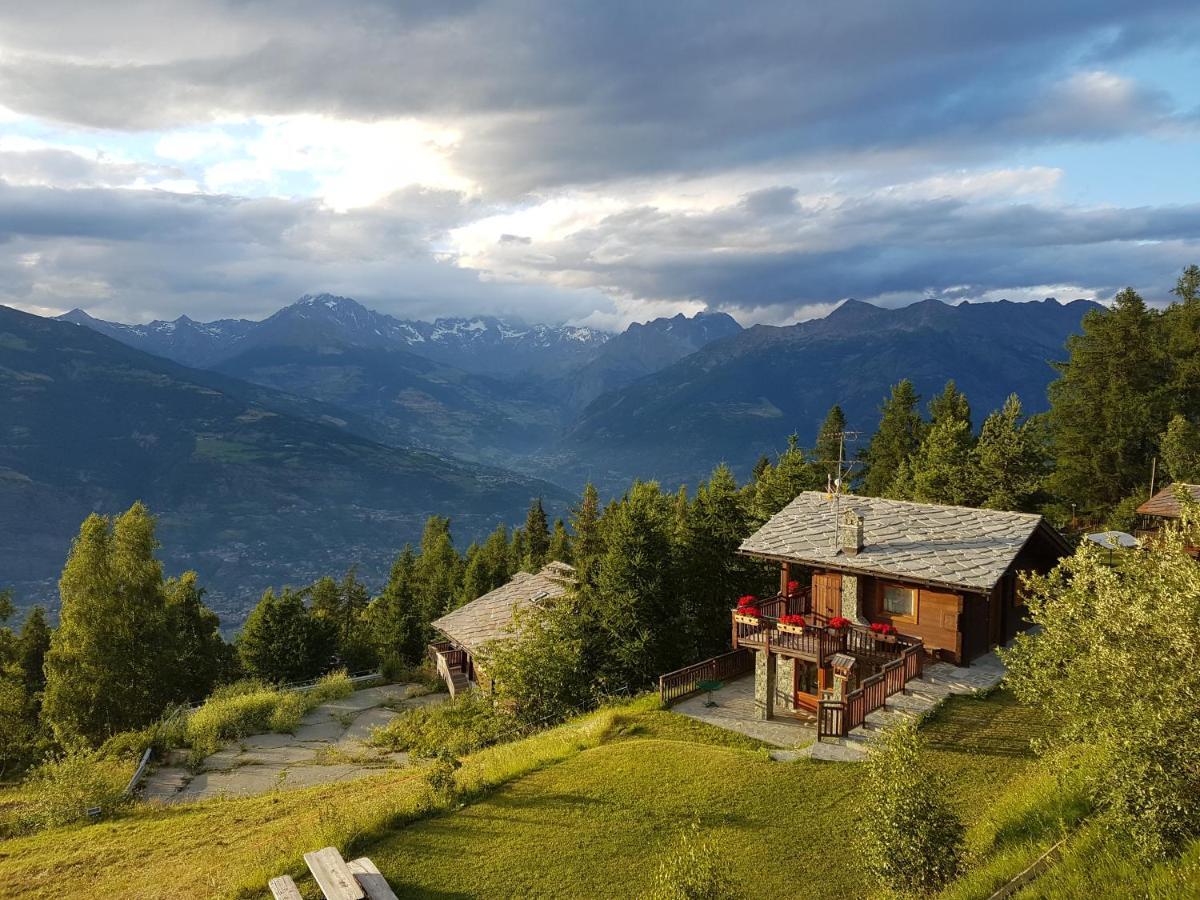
[0,690,1061,899]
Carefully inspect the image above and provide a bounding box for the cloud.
[1,2,1196,195]
[453,168,1200,321]
[0,2,1197,330]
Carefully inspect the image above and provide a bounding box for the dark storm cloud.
[1,2,1197,195]
[0,181,608,323]
[482,186,1200,317]
[1,1,1198,325]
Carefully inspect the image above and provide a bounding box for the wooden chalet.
[661,492,1067,740]
[1135,483,1200,555]
[428,562,574,696]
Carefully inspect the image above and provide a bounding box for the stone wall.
[841,573,868,625]
[774,656,795,713]
[754,650,775,720]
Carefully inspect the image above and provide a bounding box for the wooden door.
[812,571,842,621]
[794,660,822,712]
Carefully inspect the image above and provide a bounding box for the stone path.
[140,683,447,803]
[805,647,1007,762]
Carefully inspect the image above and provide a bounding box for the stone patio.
[668,645,1011,759]
[140,682,447,803]
[670,674,816,748]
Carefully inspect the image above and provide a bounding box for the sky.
[0,1,1198,330]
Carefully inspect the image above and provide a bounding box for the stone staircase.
[802,649,1007,763]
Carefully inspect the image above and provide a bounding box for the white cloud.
[197,115,474,210]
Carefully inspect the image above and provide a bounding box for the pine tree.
[309,569,374,671]
[972,395,1046,511]
[368,545,425,667]
[811,405,847,488]
[752,434,817,522]
[238,587,332,683]
[548,518,571,564]
[593,481,677,687]
[676,465,765,660]
[163,572,231,702]
[570,483,604,574]
[42,503,175,745]
[415,516,462,623]
[523,498,550,570]
[16,607,50,695]
[894,416,976,506]
[928,380,971,430]
[1049,290,1171,517]
[1161,414,1200,484]
[458,524,512,607]
[863,380,924,496]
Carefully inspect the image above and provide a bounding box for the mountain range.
[10,292,1100,622]
[558,297,1100,489]
[0,305,570,626]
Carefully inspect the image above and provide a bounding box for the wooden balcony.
[731,593,923,666]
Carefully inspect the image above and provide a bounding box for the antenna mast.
[830,430,862,550]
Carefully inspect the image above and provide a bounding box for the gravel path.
[140,682,447,803]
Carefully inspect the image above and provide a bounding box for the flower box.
[733,613,761,626]
[777,622,805,635]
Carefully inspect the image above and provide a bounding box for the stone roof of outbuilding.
[739,492,1064,593]
[432,562,574,653]
[1136,483,1200,519]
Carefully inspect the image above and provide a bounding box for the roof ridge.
[796,490,1042,521]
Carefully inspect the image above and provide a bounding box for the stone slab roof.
[1136,483,1200,519]
[432,562,573,653]
[739,492,1058,593]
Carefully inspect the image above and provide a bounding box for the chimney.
[838,508,864,555]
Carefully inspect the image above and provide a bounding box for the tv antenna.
[829,430,863,550]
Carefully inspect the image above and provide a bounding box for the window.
[883,584,915,617]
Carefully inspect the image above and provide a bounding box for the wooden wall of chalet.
[858,576,965,664]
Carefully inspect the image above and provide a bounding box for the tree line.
[3,265,1199,768]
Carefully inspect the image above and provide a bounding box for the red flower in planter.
[786,580,801,596]
[739,607,761,619]
[737,594,758,608]
[829,616,852,630]
[779,614,805,626]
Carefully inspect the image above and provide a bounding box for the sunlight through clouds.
[180,115,474,210]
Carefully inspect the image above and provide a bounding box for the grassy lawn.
[0,690,1050,900]
[338,690,1051,900]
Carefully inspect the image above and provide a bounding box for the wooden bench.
[268,846,397,900]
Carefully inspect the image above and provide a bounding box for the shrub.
[1004,505,1200,859]
[305,670,354,706]
[185,670,355,761]
[186,682,282,759]
[370,692,512,757]
[423,749,461,805]
[99,706,189,761]
[12,751,132,833]
[645,820,740,900]
[861,721,964,896]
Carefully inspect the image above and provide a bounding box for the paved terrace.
[671,675,816,748]
[141,682,447,803]
[670,648,1009,754]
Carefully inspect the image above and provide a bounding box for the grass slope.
[0,690,1048,899]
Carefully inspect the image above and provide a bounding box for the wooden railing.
[658,648,754,706]
[818,643,924,740]
[430,643,469,698]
